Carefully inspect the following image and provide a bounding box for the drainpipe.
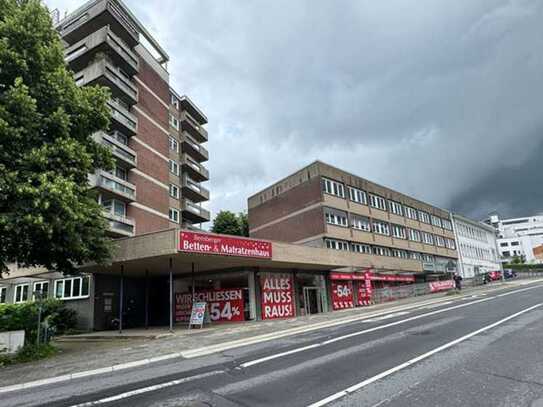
[169,258,173,332]
[119,265,124,334]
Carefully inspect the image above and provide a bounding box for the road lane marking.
[362,312,410,322]
[68,370,224,407]
[307,303,543,407]
[423,301,452,309]
[239,298,491,368]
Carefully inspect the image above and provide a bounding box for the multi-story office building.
[485,213,543,264]
[58,0,209,236]
[451,214,501,278]
[248,161,458,278]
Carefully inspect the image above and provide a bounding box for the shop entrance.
[303,287,322,315]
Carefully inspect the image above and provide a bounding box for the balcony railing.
[91,169,136,201]
[102,211,135,237]
[181,198,210,223]
[180,153,209,182]
[108,98,137,136]
[64,25,139,76]
[57,0,139,47]
[180,110,208,143]
[181,131,208,162]
[74,58,138,105]
[93,131,137,168]
[182,174,209,203]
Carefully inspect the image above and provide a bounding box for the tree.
[511,254,526,265]
[211,211,250,237]
[0,0,114,276]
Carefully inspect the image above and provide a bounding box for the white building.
[452,213,501,279]
[485,213,543,264]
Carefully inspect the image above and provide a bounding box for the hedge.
[504,264,543,271]
[0,299,77,344]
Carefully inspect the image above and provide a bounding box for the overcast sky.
[48,0,543,221]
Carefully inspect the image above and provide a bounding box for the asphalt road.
[5,282,543,407]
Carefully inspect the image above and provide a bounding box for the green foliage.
[0,298,77,342]
[510,255,526,265]
[505,264,543,271]
[0,343,57,367]
[0,0,114,275]
[211,210,250,237]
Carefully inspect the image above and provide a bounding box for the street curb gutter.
[1,280,541,394]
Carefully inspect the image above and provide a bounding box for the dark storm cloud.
[50,0,543,219]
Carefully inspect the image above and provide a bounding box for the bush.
[0,343,57,367]
[0,299,77,343]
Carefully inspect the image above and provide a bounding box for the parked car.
[503,269,517,279]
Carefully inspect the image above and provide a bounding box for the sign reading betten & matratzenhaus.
[179,231,272,259]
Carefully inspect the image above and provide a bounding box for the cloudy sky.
[48,0,543,221]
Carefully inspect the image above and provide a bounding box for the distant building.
[451,214,501,278]
[484,213,543,264]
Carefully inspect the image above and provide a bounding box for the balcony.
[90,169,136,202]
[180,110,208,143]
[181,199,210,224]
[108,99,138,136]
[64,25,139,76]
[93,131,137,168]
[181,132,208,163]
[103,211,135,238]
[181,174,209,203]
[58,0,139,47]
[179,95,208,125]
[74,58,138,106]
[180,153,209,182]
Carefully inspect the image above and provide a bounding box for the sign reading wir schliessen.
[179,231,272,259]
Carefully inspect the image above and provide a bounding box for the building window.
[418,210,431,224]
[502,251,510,257]
[325,210,348,227]
[169,136,179,152]
[435,235,446,247]
[325,239,349,251]
[54,276,89,300]
[169,208,180,223]
[170,94,179,109]
[169,184,180,199]
[431,216,442,228]
[392,225,407,239]
[422,254,434,263]
[372,246,391,256]
[169,160,179,176]
[500,242,508,247]
[392,249,408,258]
[442,219,452,230]
[446,239,456,250]
[351,215,371,232]
[33,281,49,299]
[14,284,29,303]
[511,241,520,246]
[372,220,390,235]
[351,243,371,254]
[322,178,345,198]
[404,206,418,220]
[422,232,434,245]
[410,252,422,260]
[369,194,387,211]
[101,199,126,217]
[408,229,421,242]
[389,200,403,216]
[0,287,6,303]
[169,114,179,130]
[348,186,367,204]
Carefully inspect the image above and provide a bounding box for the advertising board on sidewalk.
[429,280,455,292]
[260,273,295,320]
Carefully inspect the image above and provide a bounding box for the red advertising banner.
[175,288,245,323]
[370,274,415,282]
[331,280,354,310]
[358,271,373,306]
[260,274,295,320]
[179,231,272,259]
[330,272,354,280]
[429,280,455,292]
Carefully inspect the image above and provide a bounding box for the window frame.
[33,281,49,299]
[404,206,418,220]
[169,183,180,199]
[14,283,29,303]
[168,136,179,152]
[372,220,390,236]
[418,210,431,224]
[0,286,7,304]
[348,186,367,205]
[325,238,349,251]
[169,160,179,176]
[54,276,90,300]
[325,210,348,227]
[169,208,180,223]
[351,243,371,254]
[369,194,387,211]
[392,224,407,239]
[322,177,345,198]
[169,114,179,130]
[388,200,403,216]
[351,215,371,232]
[408,228,421,242]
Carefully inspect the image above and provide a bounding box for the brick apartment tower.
[56,0,210,237]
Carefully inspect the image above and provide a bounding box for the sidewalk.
[0,279,539,388]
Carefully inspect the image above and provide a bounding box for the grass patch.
[0,343,58,367]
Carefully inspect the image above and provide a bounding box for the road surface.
[4,282,543,407]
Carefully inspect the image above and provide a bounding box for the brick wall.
[128,173,169,215]
[249,176,323,229]
[129,205,169,235]
[251,206,325,243]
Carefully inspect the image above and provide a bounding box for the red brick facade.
[251,206,325,242]
[130,205,169,235]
